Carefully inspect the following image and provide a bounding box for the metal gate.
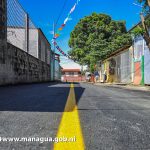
[144,45,150,85]
[115,55,121,82]
[120,50,132,83]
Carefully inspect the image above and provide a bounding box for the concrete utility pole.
[140,13,149,36]
[0,0,7,64]
[133,1,150,51]
[148,0,150,7]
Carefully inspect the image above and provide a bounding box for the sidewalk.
[94,82,150,92]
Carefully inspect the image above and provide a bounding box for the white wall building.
[7,27,51,65]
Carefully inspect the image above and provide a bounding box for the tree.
[68,13,132,72]
[133,0,150,50]
[138,0,150,12]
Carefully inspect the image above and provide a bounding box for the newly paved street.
[0,82,150,150]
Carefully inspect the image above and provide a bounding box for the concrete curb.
[93,83,150,92]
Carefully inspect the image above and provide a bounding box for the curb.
[94,83,150,92]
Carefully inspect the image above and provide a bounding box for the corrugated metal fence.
[7,0,37,53]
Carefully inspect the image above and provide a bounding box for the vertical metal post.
[25,13,29,81]
[0,0,7,64]
[25,13,29,53]
[53,21,56,81]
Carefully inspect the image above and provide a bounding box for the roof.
[107,45,131,58]
[103,15,150,61]
[101,45,131,63]
[62,69,81,72]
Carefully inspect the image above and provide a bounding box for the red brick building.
[61,69,84,82]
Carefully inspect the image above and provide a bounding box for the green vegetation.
[132,0,150,50]
[137,0,150,13]
[68,13,132,72]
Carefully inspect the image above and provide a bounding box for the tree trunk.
[140,13,150,51]
[147,42,150,50]
[143,33,150,49]
[145,38,150,50]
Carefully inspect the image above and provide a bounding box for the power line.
[55,0,68,27]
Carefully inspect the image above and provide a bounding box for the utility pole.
[148,0,150,12]
[133,1,150,51]
[148,0,150,7]
[53,21,56,81]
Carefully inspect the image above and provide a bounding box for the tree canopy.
[68,13,132,72]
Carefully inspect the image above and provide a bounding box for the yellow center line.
[53,83,85,150]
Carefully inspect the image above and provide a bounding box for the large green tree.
[68,13,131,72]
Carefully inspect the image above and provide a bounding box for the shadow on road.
[0,82,85,112]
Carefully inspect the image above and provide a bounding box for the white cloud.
[60,61,81,69]
[60,59,88,71]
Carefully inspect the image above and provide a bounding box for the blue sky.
[19,0,141,67]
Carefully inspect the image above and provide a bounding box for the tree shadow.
[0,82,85,112]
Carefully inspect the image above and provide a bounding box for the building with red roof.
[61,68,84,82]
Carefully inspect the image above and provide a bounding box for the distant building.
[61,68,84,82]
[7,27,51,65]
[55,53,61,81]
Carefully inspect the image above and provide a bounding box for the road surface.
[0,82,150,150]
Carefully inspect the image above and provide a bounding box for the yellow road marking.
[54,83,85,150]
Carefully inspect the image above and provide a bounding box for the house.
[133,35,150,85]
[99,18,150,85]
[61,68,83,82]
[99,45,133,84]
[128,16,150,85]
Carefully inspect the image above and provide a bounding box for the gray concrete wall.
[0,0,7,64]
[0,43,50,85]
[7,28,51,65]
[0,0,51,85]
[38,29,49,63]
[120,49,132,83]
[7,28,26,51]
[144,46,150,84]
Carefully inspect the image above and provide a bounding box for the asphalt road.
[0,82,150,150]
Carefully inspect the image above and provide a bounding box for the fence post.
[25,13,29,53]
[25,13,30,82]
[0,0,7,64]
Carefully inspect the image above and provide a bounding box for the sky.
[19,0,142,69]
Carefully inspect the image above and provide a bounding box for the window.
[69,72,74,76]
